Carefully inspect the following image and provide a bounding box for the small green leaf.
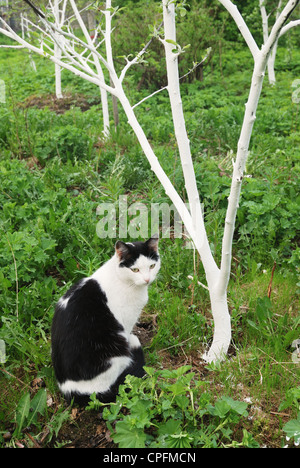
[210,399,231,418]
[113,420,147,448]
[167,432,193,448]
[222,396,248,416]
[174,365,192,376]
[144,366,156,377]
[27,388,47,427]
[283,413,300,445]
[169,381,187,396]
[158,419,182,436]
[241,429,260,448]
[166,39,177,46]
[208,397,248,419]
[15,392,30,436]
[175,394,190,411]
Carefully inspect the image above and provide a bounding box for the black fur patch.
[51,279,129,383]
[51,278,145,405]
[117,239,159,269]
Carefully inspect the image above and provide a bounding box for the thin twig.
[24,431,42,448]
[267,261,276,298]
[159,337,193,352]
[22,0,46,19]
[187,275,209,291]
[0,368,34,393]
[0,45,26,49]
[132,49,211,109]
[5,234,19,320]
[132,86,168,109]
[119,21,164,82]
[257,347,298,377]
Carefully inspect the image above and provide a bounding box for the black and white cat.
[51,236,160,406]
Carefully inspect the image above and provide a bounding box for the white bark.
[268,1,282,85]
[205,0,299,362]
[162,1,217,281]
[53,0,64,98]
[21,13,37,72]
[259,0,270,44]
[279,18,300,35]
[69,0,110,134]
[218,0,260,58]
[162,0,230,362]
[260,0,299,85]
[1,1,111,134]
[219,0,299,291]
[54,48,63,98]
[0,19,116,94]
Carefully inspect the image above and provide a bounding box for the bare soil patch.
[21,92,100,114]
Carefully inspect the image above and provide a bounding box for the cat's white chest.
[106,284,148,334]
[92,259,148,336]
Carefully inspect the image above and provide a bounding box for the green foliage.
[0,1,299,448]
[11,387,71,445]
[111,0,225,89]
[88,366,259,448]
[283,413,300,447]
[279,387,300,447]
[15,389,47,437]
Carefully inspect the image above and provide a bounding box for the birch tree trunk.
[69,0,110,134]
[54,44,63,98]
[214,0,299,362]
[260,0,283,86]
[162,0,231,362]
[21,13,37,72]
[53,0,63,98]
[260,0,300,85]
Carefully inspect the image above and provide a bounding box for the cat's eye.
[150,264,156,269]
[131,267,139,273]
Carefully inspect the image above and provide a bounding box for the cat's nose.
[144,278,150,283]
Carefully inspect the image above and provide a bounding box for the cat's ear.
[146,233,159,252]
[115,240,130,259]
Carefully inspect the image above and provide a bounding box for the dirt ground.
[21,92,101,114]
[51,321,155,448]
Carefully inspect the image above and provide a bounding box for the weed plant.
[87,366,259,448]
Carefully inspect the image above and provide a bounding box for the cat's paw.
[128,333,141,349]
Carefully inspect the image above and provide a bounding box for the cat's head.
[115,235,160,286]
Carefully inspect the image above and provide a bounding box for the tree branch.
[119,21,164,83]
[0,17,116,95]
[217,0,260,58]
[218,0,299,294]
[132,50,211,109]
[22,0,45,19]
[162,0,219,281]
[264,0,299,55]
[279,18,300,37]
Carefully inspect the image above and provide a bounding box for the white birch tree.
[259,0,300,85]
[51,0,67,98]
[21,12,37,71]
[0,0,299,362]
[1,0,110,133]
